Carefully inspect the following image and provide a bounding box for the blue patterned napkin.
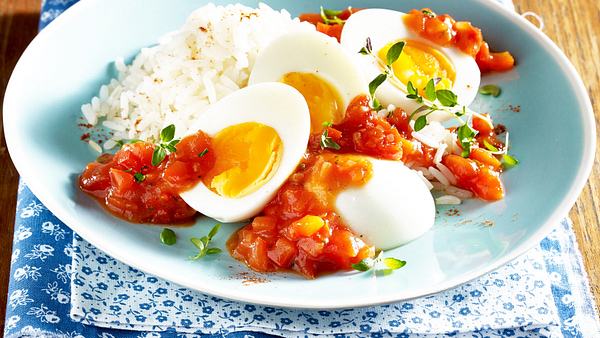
[4,0,600,337]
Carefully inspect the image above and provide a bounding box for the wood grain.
[0,0,598,331]
[513,0,600,313]
[0,0,42,331]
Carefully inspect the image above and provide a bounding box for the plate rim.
[3,0,596,309]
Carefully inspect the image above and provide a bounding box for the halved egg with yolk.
[180,82,310,223]
[341,8,480,122]
[249,30,367,133]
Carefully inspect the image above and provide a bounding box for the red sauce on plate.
[79,131,215,224]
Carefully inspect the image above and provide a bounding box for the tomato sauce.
[79,131,215,224]
[404,8,515,72]
[228,153,375,278]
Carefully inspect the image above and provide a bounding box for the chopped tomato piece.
[316,22,343,41]
[443,154,504,200]
[298,13,322,25]
[109,168,135,195]
[453,21,483,56]
[267,238,297,268]
[476,42,515,72]
[469,148,502,171]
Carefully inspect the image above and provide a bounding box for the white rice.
[80,3,313,148]
[435,195,462,205]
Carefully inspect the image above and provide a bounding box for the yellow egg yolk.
[281,72,344,133]
[203,122,282,198]
[378,39,456,94]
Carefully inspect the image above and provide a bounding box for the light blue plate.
[4,0,595,308]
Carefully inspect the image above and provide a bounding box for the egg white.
[341,9,480,122]
[249,30,367,114]
[180,82,310,223]
[335,158,435,250]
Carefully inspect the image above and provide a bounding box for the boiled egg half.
[335,157,435,249]
[180,82,310,223]
[249,30,367,133]
[341,9,480,122]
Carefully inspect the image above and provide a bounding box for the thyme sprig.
[352,249,406,275]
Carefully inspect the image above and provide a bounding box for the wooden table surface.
[0,0,599,331]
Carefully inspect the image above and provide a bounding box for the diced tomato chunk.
[453,21,483,56]
[469,148,502,171]
[316,22,343,41]
[476,42,515,72]
[288,215,325,238]
[109,168,135,195]
[443,154,504,200]
[267,238,297,268]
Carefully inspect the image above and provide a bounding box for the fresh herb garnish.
[320,6,345,25]
[414,115,429,131]
[457,123,479,158]
[502,153,519,168]
[385,41,405,67]
[422,9,435,18]
[436,89,458,107]
[190,223,222,260]
[133,172,146,183]
[152,124,180,166]
[160,228,177,246]
[351,250,407,275]
[368,74,387,110]
[320,129,341,150]
[322,121,333,127]
[359,38,406,110]
[424,79,437,101]
[479,84,502,97]
[483,139,500,152]
[198,148,209,158]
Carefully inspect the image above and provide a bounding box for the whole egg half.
[249,30,368,133]
[341,9,480,122]
[180,82,310,223]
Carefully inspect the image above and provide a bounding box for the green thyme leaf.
[322,121,333,127]
[320,129,341,150]
[323,8,343,17]
[320,6,344,25]
[369,73,388,97]
[383,258,407,270]
[483,139,500,152]
[190,224,222,260]
[457,123,478,157]
[133,172,146,183]
[160,124,176,142]
[502,154,519,169]
[424,79,437,101]
[160,228,177,246]
[436,89,458,107]
[206,248,222,255]
[191,237,206,251]
[386,41,405,66]
[351,259,373,272]
[152,146,167,166]
[358,47,369,55]
[422,9,435,17]
[407,81,418,96]
[198,148,209,158]
[208,223,221,240]
[479,84,502,97]
[414,115,428,131]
